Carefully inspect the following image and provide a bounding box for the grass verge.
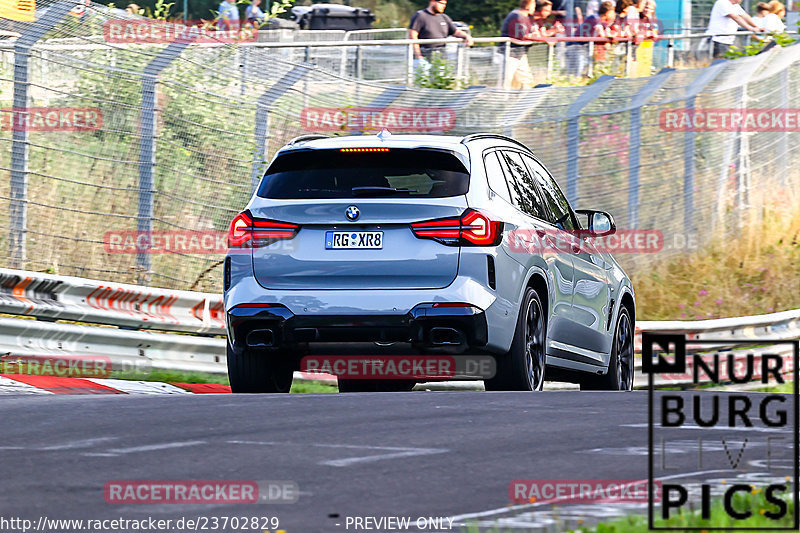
[109,369,338,393]
[574,485,795,532]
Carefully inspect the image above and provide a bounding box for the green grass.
[574,486,795,532]
[109,368,338,393]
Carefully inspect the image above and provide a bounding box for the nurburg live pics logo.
[643,332,799,530]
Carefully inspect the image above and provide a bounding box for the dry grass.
[633,187,800,320]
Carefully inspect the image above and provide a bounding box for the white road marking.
[106,440,206,454]
[226,440,448,466]
[0,376,54,394]
[86,379,191,395]
[446,469,747,524]
[620,423,788,433]
[0,437,118,451]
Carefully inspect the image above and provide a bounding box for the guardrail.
[0,268,796,389]
[0,268,224,335]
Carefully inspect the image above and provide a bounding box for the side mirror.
[575,209,616,237]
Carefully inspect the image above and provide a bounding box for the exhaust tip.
[429,327,464,346]
[246,328,275,348]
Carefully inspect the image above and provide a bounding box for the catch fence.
[0,0,798,292]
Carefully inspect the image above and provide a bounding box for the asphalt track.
[1,391,796,532]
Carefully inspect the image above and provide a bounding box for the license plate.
[325,231,383,249]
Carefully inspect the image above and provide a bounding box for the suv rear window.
[257,148,470,199]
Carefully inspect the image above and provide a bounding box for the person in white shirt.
[706,0,764,58]
[752,2,784,31]
[766,0,786,31]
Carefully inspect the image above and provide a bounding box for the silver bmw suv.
[224,132,635,393]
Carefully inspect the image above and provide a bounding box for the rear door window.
[501,151,549,221]
[521,154,578,231]
[257,148,470,199]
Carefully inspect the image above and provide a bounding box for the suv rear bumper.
[227,303,488,353]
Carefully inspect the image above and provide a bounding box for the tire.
[337,379,416,393]
[227,343,293,393]
[485,287,546,391]
[580,306,634,391]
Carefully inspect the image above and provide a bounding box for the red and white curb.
[0,375,232,395]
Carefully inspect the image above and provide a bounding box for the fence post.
[667,39,674,68]
[778,68,789,186]
[355,45,363,80]
[9,1,73,269]
[546,43,554,82]
[565,75,615,206]
[137,40,192,285]
[587,41,594,78]
[251,66,310,192]
[499,41,510,88]
[406,43,414,86]
[681,60,727,234]
[627,69,674,228]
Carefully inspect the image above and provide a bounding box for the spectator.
[531,0,565,38]
[408,0,473,71]
[706,0,764,58]
[500,0,536,88]
[125,3,140,15]
[218,0,240,31]
[615,0,638,22]
[565,0,615,76]
[638,0,658,39]
[245,0,266,25]
[766,0,786,31]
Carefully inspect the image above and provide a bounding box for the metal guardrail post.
[138,40,192,285]
[9,1,73,269]
[587,41,594,78]
[681,60,727,234]
[546,43,554,82]
[627,69,674,228]
[565,75,615,206]
[355,45,362,80]
[251,65,309,192]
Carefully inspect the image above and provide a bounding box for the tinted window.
[483,151,511,203]
[502,151,549,220]
[258,148,469,199]
[522,154,577,230]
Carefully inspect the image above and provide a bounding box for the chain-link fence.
[1,0,799,292]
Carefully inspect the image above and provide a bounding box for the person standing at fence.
[218,0,240,31]
[565,0,615,76]
[408,0,474,74]
[500,0,536,89]
[245,0,266,25]
[753,2,785,31]
[706,0,764,58]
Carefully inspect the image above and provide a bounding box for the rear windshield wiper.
[351,186,413,196]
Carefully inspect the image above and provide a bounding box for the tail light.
[228,211,299,248]
[411,209,503,247]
